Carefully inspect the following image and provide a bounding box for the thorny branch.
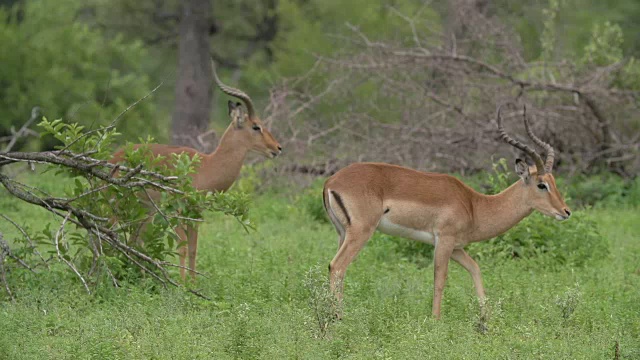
[264,3,639,180]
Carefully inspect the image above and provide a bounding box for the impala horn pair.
[497,105,555,174]
[210,59,256,120]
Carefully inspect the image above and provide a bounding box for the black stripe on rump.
[330,190,351,225]
[322,188,329,213]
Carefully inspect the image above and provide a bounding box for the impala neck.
[470,180,533,242]
[197,125,248,192]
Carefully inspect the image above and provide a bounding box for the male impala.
[110,60,281,280]
[323,106,570,319]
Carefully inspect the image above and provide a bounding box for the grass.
[0,173,639,359]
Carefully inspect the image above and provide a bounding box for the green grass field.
[0,173,639,359]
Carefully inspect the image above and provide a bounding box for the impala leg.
[187,225,199,281]
[329,224,376,316]
[451,248,487,317]
[432,237,455,319]
[131,216,152,247]
[450,249,486,300]
[175,225,188,281]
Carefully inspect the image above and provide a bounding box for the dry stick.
[61,184,112,205]
[186,288,212,301]
[0,256,14,302]
[387,6,423,49]
[3,107,40,152]
[61,152,178,182]
[57,80,165,154]
[91,224,119,288]
[141,188,203,223]
[55,211,91,294]
[0,234,16,302]
[158,261,209,279]
[0,152,178,191]
[0,214,48,266]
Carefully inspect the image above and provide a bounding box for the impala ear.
[228,101,246,128]
[235,113,247,128]
[515,158,531,183]
[227,101,242,115]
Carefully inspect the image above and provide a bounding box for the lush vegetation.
[1,1,640,358]
[4,0,640,146]
[0,170,638,359]
[0,0,160,147]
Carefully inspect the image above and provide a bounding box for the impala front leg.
[432,236,455,319]
[451,248,486,316]
[187,225,199,281]
[451,248,485,300]
[175,225,188,281]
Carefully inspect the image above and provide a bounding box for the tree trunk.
[171,0,212,151]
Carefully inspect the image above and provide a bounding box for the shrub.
[555,283,582,322]
[564,173,640,208]
[303,265,338,338]
[1,117,253,292]
[298,179,330,224]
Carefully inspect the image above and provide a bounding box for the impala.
[110,60,282,280]
[323,106,571,319]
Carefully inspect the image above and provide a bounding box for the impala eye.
[252,125,261,131]
[537,183,547,191]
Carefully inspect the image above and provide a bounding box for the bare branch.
[54,212,91,294]
[3,107,40,152]
[0,214,48,266]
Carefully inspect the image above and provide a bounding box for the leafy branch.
[0,114,253,300]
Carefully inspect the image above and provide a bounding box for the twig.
[3,107,40,152]
[0,234,15,302]
[54,211,91,294]
[186,288,212,301]
[0,214,48,266]
[56,80,165,154]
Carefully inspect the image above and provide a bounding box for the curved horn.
[522,106,555,173]
[496,105,546,174]
[211,59,256,119]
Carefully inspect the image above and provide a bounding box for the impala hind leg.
[131,216,153,246]
[328,224,376,316]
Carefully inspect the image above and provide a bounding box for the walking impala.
[323,106,571,319]
[110,60,282,280]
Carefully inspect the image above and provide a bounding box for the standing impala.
[323,106,570,319]
[110,60,282,280]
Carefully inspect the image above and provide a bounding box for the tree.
[171,0,213,149]
[0,0,159,149]
[92,0,283,149]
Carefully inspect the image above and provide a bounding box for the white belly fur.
[377,217,436,245]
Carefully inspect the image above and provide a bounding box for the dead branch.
[2,107,41,152]
[262,4,639,179]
